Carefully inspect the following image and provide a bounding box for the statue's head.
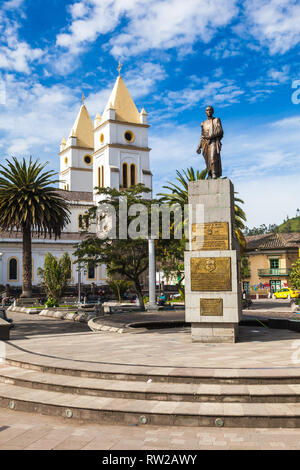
[205,106,214,118]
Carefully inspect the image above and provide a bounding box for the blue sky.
[0,0,299,228]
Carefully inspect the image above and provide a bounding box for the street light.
[77,266,81,304]
[147,238,157,310]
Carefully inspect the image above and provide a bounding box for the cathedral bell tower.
[93,65,152,204]
[59,94,94,192]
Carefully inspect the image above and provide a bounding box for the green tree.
[74,184,154,310]
[159,237,185,298]
[290,259,300,290]
[37,253,72,304]
[108,279,133,303]
[241,256,250,280]
[0,157,70,297]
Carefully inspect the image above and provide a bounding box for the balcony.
[258,268,291,277]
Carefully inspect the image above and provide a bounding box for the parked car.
[273,288,300,299]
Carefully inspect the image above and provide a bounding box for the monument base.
[191,322,238,343]
[185,179,242,344]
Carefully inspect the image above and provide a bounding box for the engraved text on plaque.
[200,298,223,316]
[190,257,231,291]
[192,222,229,251]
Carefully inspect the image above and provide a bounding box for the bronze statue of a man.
[196,106,223,179]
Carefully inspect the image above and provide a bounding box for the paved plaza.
[4,300,300,371]
[1,407,300,450]
[1,299,300,450]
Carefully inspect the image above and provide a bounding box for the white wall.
[0,241,107,287]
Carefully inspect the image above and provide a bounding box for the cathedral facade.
[0,73,152,289]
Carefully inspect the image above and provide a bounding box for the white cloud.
[268,65,290,84]
[0,61,165,162]
[0,41,43,74]
[224,115,300,182]
[0,2,44,74]
[2,0,25,10]
[0,75,79,157]
[162,79,244,113]
[244,0,300,54]
[56,0,238,58]
[149,114,300,227]
[204,38,243,60]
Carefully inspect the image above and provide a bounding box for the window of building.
[87,261,96,280]
[97,166,104,188]
[83,154,93,165]
[124,130,134,143]
[242,281,250,293]
[78,214,90,230]
[130,164,136,187]
[122,163,128,188]
[270,259,279,269]
[8,257,18,281]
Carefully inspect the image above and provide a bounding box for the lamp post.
[78,267,81,304]
[147,238,157,310]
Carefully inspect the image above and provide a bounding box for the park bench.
[16,298,39,306]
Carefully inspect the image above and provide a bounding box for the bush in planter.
[37,253,71,305]
[45,297,58,308]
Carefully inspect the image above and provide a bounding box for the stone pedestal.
[184,179,242,343]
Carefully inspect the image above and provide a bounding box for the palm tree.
[158,167,247,249]
[0,157,70,297]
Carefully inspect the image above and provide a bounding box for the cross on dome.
[117,61,122,76]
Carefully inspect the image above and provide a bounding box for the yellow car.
[273,288,300,299]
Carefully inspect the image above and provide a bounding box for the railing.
[258,268,291,277]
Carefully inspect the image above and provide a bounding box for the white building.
[0,72,152,291]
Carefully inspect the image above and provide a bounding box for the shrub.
[45,297,58,308]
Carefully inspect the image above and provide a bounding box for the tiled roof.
[56,190,93,203]
[246,232,300,250]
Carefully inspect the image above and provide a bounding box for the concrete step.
[2,381,300,427]
[6,357,300,385]
[1,364,300,403]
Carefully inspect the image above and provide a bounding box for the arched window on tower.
[8,257,18,281]
[97,166,104,188]
[130,164,136,187]
[122,163,128,189]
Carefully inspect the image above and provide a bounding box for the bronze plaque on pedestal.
[200,298,223,316]
[192,222,229,250]
[190,257,231,291]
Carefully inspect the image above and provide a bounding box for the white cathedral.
[0,72,152,289]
